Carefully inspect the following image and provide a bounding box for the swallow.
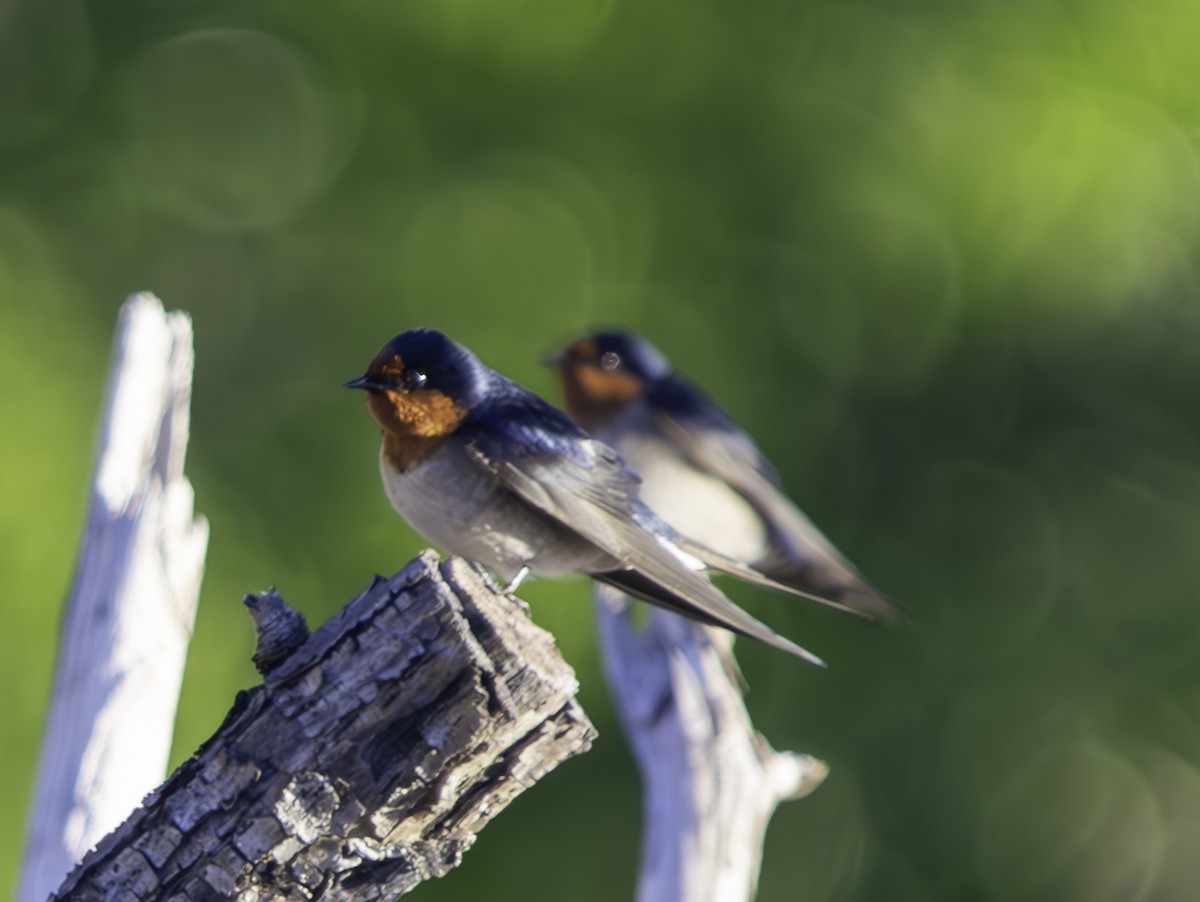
[346,327,825,665]
[547,330,897,621]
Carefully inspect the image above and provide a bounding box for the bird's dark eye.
[600,351,621,372]
[402,369,428,390]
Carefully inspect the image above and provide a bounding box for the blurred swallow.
[547,330,897,621]
[346,327,825,665]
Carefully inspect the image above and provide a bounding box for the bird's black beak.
[538,349,565,368]
[344,374,383,391]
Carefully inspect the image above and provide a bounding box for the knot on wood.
[244,589,310,675]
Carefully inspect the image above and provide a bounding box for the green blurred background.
[5,0,1200,899]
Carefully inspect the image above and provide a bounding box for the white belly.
[608,431,769,564]
[380,442,615,579]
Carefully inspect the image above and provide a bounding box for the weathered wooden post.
[19,294,208,902]
[596,587,828,902]
[51,554,595,900]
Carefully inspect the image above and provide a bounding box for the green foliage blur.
[4,0,1200,899]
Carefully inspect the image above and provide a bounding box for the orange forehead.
[564,337,599,363]
[368,350,406,378]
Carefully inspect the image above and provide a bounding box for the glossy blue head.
[563,331,672,382]
[549,330,672,430]
[346,328,489,447]
[348,328,488,405]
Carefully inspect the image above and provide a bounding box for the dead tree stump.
[19,294,208,902]
[595,587,828,902]
[52,553,596,901]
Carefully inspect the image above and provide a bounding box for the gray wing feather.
[464,438,825,665]
[656,411,898,621]
[667,531,874,619]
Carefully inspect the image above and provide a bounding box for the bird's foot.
[504,565,531,596]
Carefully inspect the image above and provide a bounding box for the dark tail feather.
[670,533,880,621]
[755,557,909,625]
[592,568,826,667]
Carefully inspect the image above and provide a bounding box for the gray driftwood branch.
[20,293,209,902]
[595,588,828,902]
[53,553,595,901]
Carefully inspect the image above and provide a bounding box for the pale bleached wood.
[19,293,209,902]
[595,587,828,902]
[51,553,596,901]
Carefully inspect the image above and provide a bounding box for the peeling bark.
[53,553,595,901]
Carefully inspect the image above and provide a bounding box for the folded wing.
[463,423,826,666]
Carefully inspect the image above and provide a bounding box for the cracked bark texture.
[53,552,596,901]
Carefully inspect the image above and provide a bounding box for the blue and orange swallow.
[346,327,826,665]
[548,331,897,622]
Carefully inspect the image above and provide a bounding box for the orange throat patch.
[366,388,467,472]
[560,365,644,433]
